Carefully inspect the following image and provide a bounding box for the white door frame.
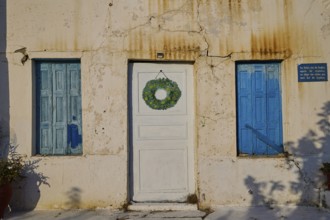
[128,62,195,202]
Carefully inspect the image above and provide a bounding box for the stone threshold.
[128,202,198,211]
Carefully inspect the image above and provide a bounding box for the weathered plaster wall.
[3,0,330,210]
[196,0,330,208]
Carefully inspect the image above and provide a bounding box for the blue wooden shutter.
[237,64,253,154]
[52,64,68,155]
[266,64,283,154]
[253,64,268,154]
[66,63,82,154]
[237,63,283,155]
[37,61,82,155]
[37,63,53,155]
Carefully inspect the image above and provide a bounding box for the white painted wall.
[0,0,329,210]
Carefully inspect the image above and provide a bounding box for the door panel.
[139,148,187,192]
[131,63,194,202]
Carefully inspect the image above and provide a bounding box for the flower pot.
[0,183,12,219]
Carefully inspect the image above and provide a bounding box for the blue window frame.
[36,61,83,155]
[236,63,283,156]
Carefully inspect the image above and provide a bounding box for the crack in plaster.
[303,0,318,19]
[321,0,330,39]
[285,154,318,201]
[297,0,318,58]
[118,0,210,55]
[286,154,323,206]
[196,0,209,56]
[324,0,330,9]
[124,0,196,34]
[5,1,292,59]
[94,4,113,51]
[3,0,322,62]
[147,0,201,33]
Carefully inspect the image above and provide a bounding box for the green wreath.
[143,78,181,110]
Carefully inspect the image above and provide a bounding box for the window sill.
[32,154,83,157]
[238,153,287,159]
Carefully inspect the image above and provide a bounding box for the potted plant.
[320,162,330,190]
[0,146,24,219]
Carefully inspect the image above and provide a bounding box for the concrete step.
[127,203,198,211]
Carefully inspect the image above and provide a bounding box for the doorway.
[129,62,195,202]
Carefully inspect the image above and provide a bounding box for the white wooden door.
[131,63,195,202]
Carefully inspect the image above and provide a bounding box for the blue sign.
[298,63,328,82]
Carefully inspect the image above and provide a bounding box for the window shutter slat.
[52,64,67,155]
[266,64,283,154]
[38,63,53,155]
[252,65,268,155]
[67,63,83,154]
[237,65,253,155]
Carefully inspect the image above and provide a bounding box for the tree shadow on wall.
[242,101,330,219]
[208,101,330,219]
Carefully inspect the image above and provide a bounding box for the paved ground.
[4,210,206,220]
[3,206,330,220]
[205,206,330,220]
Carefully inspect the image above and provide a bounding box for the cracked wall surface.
[2,0,330,210]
